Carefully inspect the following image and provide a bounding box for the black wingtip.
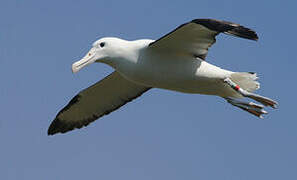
[192,19,259,41]
[48,117,78,135]
[225,24,259,41]
[47,118,61,135]
[48,95,82,136]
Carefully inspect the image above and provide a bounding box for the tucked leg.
[225,97,268,118]
[224,78,278,108]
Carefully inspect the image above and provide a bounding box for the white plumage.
[48,19,277,135]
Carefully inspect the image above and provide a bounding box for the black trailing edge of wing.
[48,88,151,135]
[192,19,258,41]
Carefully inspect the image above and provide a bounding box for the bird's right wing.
[48,71,151,135]
[148,19,258,60]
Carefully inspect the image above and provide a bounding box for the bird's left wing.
[148,19,258,60]
[48,71,151,135]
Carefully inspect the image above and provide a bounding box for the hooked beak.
[72,48,97,73]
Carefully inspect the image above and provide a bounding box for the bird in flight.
[48,19,278,135]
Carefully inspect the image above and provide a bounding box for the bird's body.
[95,38,234,96]
[49,19,278,135]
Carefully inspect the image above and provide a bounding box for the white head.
[72,37,151,73]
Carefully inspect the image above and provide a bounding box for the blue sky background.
[1,0,296,179]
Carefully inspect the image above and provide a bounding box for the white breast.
[117,50,233,95]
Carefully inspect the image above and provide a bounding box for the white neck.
[100,38,154,69]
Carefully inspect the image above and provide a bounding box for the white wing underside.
[149,23,217,59]
[149,19,258,60]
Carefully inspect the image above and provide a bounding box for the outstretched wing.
[48,71,151,135]
[149,19,258,60]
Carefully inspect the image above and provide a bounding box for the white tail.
[230,72,260,92]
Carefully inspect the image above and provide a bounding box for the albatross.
[48,19,278,135]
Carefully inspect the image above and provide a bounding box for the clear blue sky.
[1,0,296,179]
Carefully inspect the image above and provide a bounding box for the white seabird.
[48,19,278,135]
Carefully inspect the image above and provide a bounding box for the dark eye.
[99,42,105,48]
